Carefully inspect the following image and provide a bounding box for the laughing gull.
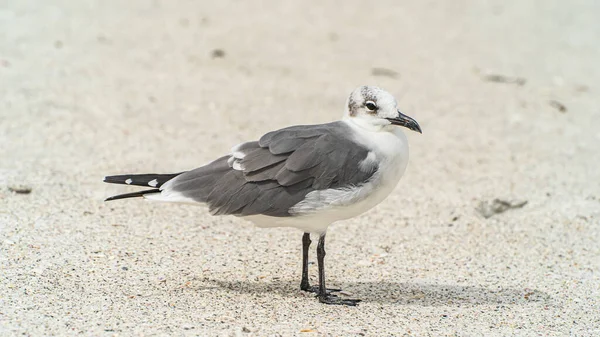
[103,85,421,306]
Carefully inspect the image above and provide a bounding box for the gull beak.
[386,110,422,134]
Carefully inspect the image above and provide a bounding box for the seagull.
[103,85,421,306]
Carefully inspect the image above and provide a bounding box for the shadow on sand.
[202,278,551,306]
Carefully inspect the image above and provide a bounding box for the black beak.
[386,110,422,134]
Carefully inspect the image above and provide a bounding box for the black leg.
[300,232,341,294]
[316,234,361,306]
[300,232,311,291]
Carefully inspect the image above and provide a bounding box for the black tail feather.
[103,173,182,188]
[105,188,161,201]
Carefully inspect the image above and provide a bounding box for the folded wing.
[161,122,378,217]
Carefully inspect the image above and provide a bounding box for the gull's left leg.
[316,233,361,306]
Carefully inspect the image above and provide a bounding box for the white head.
[344,85,421,133]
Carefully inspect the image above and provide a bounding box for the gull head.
[344,85,421,133]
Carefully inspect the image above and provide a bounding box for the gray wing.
[163,122,378,217]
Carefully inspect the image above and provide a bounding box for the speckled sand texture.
[1,1,599,336]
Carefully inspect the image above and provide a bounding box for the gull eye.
[365,101,377,111]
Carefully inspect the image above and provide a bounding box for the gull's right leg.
[316,233,361,306]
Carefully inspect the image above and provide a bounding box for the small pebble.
[211,49,226,58]
[8,185,32,194]
[371,67,399,78]
[476,199,528,218]
[482,74,526,86]
[549,100,567,113]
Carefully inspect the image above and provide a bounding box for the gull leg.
[316,233,361,306]
[300,232,311,291]
[300,232,341,294]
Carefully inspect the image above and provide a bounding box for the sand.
[1,0,599,336]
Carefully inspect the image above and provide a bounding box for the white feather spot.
[232,160,244,171]
[125,178,132,185]
[148,179,158,187]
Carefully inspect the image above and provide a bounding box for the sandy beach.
[1,1,599,335]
